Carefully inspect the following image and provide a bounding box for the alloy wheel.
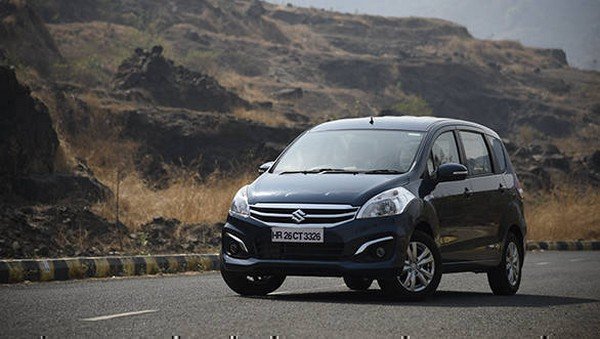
[505,242,520,286]
[398,241,435,292]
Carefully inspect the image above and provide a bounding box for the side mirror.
[258,161,274,173]
[436,163,468,182]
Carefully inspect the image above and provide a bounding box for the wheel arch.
[413,203,441,246]
[499,199,527,257]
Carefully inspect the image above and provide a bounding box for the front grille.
[249,203,358,226]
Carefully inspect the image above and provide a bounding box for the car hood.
[248,172,408,206]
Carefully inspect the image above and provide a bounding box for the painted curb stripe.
[22,260,39,282]
[174,256,185,270]
[107,257,123,277]
[53,260,69,281]
[39,260,54,281]
[122,258,135,276]
[155,256,169,272]
[147,257,160,275]
[81,258,97,277]
[133,257,146,276]
[0,262,9,283]
[0,254,220,284]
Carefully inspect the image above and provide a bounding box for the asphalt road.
[1,251,599,337]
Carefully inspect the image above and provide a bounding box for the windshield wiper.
[362,169,405,174]
[280,168,361,174]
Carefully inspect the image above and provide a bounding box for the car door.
[422,130,473,263]
[457,130,503,262]
[486,135,514,259]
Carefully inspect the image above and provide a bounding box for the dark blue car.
[221,116,526,300]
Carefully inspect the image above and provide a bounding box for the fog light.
[375,246,386,258]
[228,242,240,255]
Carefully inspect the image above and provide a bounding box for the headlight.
[356,186,416,219]
[229,185,249,217]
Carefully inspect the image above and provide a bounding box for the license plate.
[271,227,324,243]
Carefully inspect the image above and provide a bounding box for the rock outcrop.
[0,204,126,258]
[114,46,250,112]
[0,65,110,204]
[0,65,58,177]
[508,142,599,190]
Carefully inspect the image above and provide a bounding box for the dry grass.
[555,123,600,157]
[526,187,600,241]
[233,108,291,127]
[216,71,271,101]
[92,171,256,230]
[426,36,551,73]
[516,125,544,145]
[276,20,333,52]
[47,21,164,85]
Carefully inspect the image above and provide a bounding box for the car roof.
[310,116,500,138]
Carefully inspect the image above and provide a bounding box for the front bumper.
[221,213,414,278]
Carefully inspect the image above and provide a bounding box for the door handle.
[463,187,472,198]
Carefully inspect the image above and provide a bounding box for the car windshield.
[273,129,424,174]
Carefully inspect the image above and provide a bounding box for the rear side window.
[427,131,460,175]
[487,136,507,173]
[459,131,492,175]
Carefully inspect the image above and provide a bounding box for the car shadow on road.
[261,290,598,308]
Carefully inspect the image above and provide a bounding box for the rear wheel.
[487,232,522,295]
[343,276,373,291]
[221,267,285,296]
[377,230,442,300]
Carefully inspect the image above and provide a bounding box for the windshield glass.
[273,129,424,173]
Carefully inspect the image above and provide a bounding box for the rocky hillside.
[1,0,599,257]
[29,1,598,134]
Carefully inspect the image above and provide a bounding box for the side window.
[459,131,492,175]
[487,136,507,173]
[427,131,460,175]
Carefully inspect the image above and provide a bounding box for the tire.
[487,232,522,295]
[221,266,285,296]
[377,230,442,301]
[343,276,373,291]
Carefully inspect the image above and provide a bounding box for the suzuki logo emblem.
[291,209,306,223]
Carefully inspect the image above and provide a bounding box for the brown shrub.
[233,107,291,127]
[93,171,256,230]
[525,187,600,241]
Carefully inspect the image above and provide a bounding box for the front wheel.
[487,232,523,295]
[377,230,442,300]
[221,267,285,296]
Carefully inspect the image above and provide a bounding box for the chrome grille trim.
[252,203,356,210]
[249,203,359,227]
[250,209,357,219]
